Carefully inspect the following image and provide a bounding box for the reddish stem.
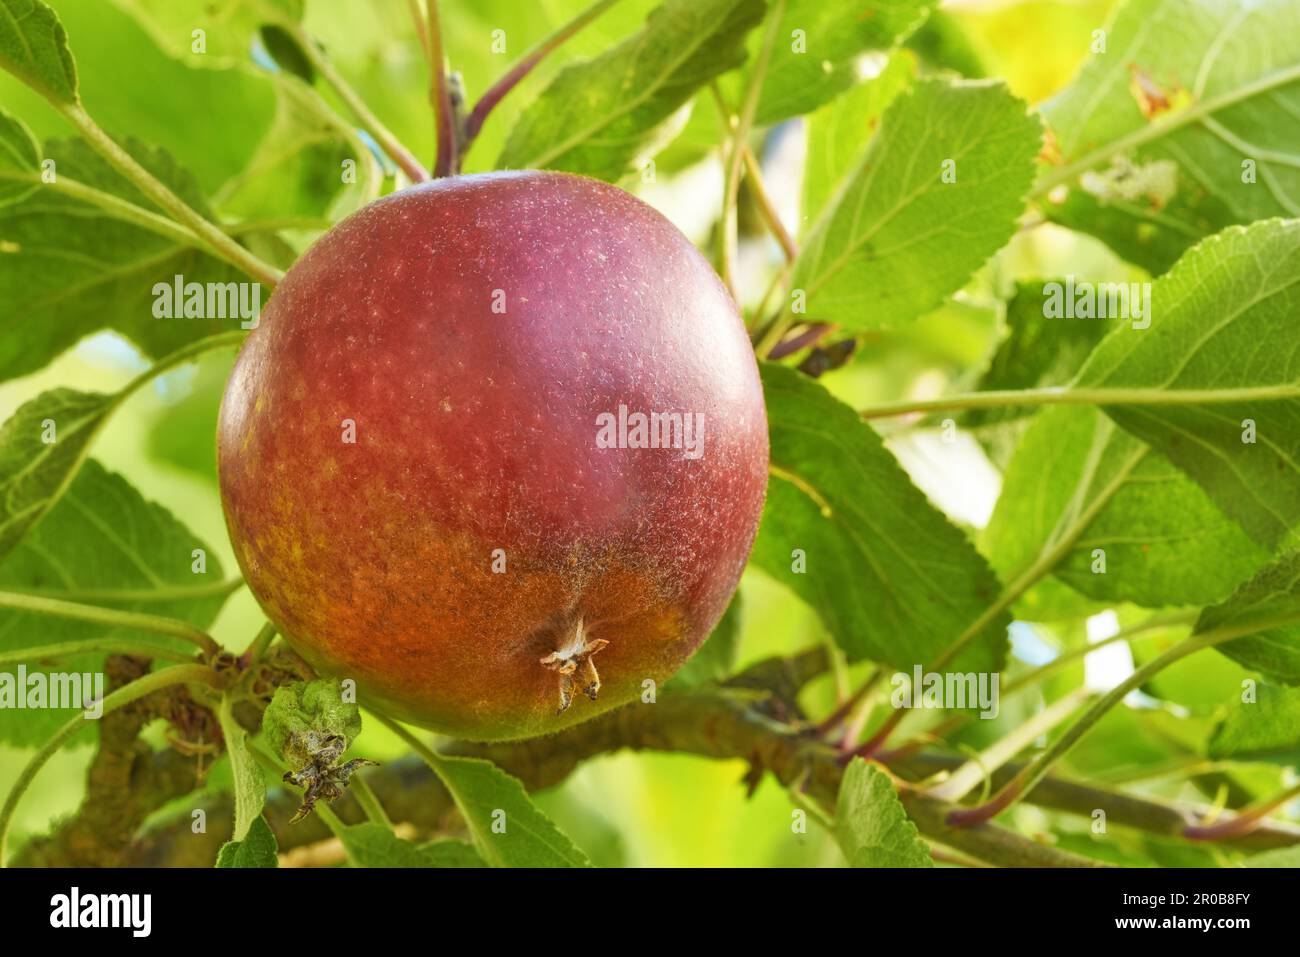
[462,0,623,155]
[768,323,835,360]
[946,778,1023,828]
[463,53,542,146]
[814,668,881,740]
[426,0,457,176]
[846,706,908,762]
[1183,783,1300,842]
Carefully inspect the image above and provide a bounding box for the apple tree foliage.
[0,0,1299,869]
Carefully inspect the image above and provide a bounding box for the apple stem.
[239,621,279,668]
[425,0,459,176]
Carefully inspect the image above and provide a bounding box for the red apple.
[217,171,768,740]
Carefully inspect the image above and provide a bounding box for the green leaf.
[667,594,742,690]
[215,815,278,868]
[964,282,1119,439]
[11,0,313,199]
[752,362,1007,672]
[0,105,39,204]
[1129,629,1253,716]
[111,0,303,68]
[263,678,362,767]
[1196,551,1300,685]
[336,823,434,867]
[801,48,915,228]
[0,136,249,381]
[984,406,1270,610]
[209,74,370,222]
[217,695,266,842]
[962,280,1119,470]
[419,839,486,868]
[337,823,485,868]
[422,753,592,868]
[903,7,986,78]
[1040,0,1300,267]
[145,351,231,480]
[835,758,931,867]
[1209,683,1300,765]
[0,0,77,104]
[0,459,229,745]
[751,0,932,124]
[0,388,116,561]
[1042,187,1194,277]
[497,0,765,181]
[791,77,1041,329]
[1244,846,1300,868]
[1075,219,1300,549]
[0,336,237,561]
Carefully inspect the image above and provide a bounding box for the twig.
[462,0,624,151]
[741,144,797,262]
[129,688,1107,868]
[59,105,284,286]
[893,752,1300,852]
[0,591,220,657]
[277,21,431,183]
[0,663,221,865]
[926,687,1093,804]
[718,0,785,299]
[426,0,457,176]
[0,639,193,667]
[948,616,1300,827]
[859,384,1300,420]
[1184,782,1300,842]
[767,322,835,360]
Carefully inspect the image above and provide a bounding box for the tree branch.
[25,644,1294,868]
[124,690,1104,868]
[892,753,1300,853]
[11,657,220,867]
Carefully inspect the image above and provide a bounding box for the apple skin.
[217,171,768,741]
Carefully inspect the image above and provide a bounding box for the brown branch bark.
[13,656,216,867]
[21,649,1296,868]
[121,689,1103,868]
